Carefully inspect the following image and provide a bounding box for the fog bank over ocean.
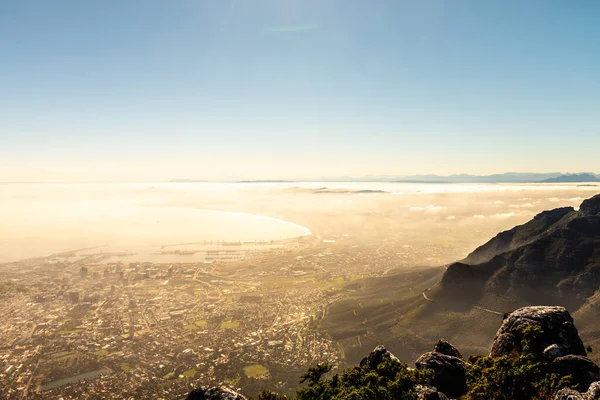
[1,182,598,263]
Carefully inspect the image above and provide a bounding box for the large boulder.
[360,345,399,370]
[186,387,247,400]
[490,306,586,358]
[414,384,449,400]
[554,381,600,399]
[415,352,470,398]
[433,338,463,359]
[551,355,600,392]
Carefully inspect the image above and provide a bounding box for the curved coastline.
[199,209,312,237]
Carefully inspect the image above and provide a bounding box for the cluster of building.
[0,239,352,399]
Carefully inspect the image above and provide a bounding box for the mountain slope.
[462,206,575,265]
[321,193,600,366]
[441,194,600,308]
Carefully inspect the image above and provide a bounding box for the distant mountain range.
[324,172,599,183]
[170,172,599,184]
[540,173,600,183]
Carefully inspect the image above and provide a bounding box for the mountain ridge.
[440,193,600,308]
[541,173,600,183]
[320,192,600,370]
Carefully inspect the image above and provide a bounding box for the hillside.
[441,193,600,308]
[320,194,600,367]
[189,306,600,400]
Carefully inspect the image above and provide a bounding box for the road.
[473,305,504,316]
[422,290,435,301]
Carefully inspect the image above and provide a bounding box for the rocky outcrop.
[551,355,600,391]
[360,345,399,370]
[415,352,470,398]
[586,381,600,399]
[555,388,586,400]
[186,387,247,400]
[414,384,449,400]
[554,381,600,400]
[433,338,463,359]
[579,194,600,217]
[490,306,586,358]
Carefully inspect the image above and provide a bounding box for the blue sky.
[1,0,599,181]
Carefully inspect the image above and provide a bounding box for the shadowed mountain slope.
[321,194,600,367]
[442,194,600,309]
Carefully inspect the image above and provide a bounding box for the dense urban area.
[0,225,455,400]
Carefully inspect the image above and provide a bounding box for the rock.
[186,387,247,400]
[360,345,399,370]
[414,384,449,400]
[585,381,600,399]
[551,355,600,392]
[579,194,600,217]
[187,389,206,400]
[544,344,567,359]
[554,388,586,400]
[490,306,586,358]
[415,352,470,398]
[433,338,463,359]
[554,381,600,400]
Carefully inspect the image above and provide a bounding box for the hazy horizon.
[1,171,599,184]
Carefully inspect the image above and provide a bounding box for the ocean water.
[0,183,311,263]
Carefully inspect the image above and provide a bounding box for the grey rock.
[555,388,586,400]
[415,352,470,398]
[360,345,399,370]
[433,338,463,359]
[414,384,449,400]
[554,381,600,400]
[544,344,567,359]
[552,355,600,392]
[585,381,600,399]
[490,306,586,358]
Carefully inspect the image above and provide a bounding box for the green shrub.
[295,360,433,400]
[464,326,575,400]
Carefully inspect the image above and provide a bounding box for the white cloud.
[446,216,457,220]
[492,212,516,219]
[409,205,448,212]
[494,200,505,205]
[426,205,448,211]
[509,203,534,208]
[473,215,486,219]
[548,197,561,202]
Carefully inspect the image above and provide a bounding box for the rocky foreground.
[186,306,600,399]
